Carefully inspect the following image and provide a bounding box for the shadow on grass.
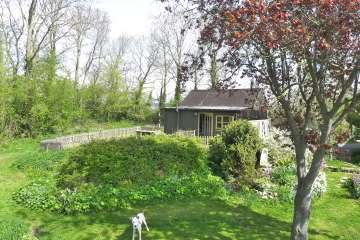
[16,199,341,240]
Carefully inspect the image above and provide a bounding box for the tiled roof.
[178,88,263,110]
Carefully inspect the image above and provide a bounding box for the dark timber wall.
[163,107,269,136]
[163,108,198,134]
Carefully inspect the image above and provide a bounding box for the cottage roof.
[177,88,264,110]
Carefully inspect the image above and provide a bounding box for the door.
[198,113,213,136]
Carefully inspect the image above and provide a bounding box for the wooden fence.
[175,130,196,137]
[41,126,141,150]
[197,136,214,145]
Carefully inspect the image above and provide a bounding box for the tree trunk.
[25,0,38,75]
[210,50,219,89]
[174,65,182,104]
[291,182,312,240]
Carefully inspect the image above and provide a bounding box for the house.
[162,88,271,138]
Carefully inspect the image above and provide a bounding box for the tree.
[161,0,360,239]
[157,6,195,104]
[129,35,159,108]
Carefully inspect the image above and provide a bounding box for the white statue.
[132,213,149,240]
[260,148,270,167]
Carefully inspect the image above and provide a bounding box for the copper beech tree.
[161,0,359,239]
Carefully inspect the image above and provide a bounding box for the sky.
[95,0,163,38]
[94,0,251,93]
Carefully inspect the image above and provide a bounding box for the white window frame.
[216,115,234,130]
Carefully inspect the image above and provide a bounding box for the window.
[216,115,234,130]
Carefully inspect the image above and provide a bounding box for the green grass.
[0,139,359,239]
[327,157,360,170]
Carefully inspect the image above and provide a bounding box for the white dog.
[131,213,149,240]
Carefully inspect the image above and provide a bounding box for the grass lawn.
[0,140,359,240]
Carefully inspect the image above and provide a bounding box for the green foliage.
[347,111,360,128]
[13,181,59,211]
[271,165,296,186]
[14,174,226,214]
[274,184,294,202]
[57,135,207,188]
[12,149,69,177]
[13,135,226,213]
[2,138,360,239]
[0,52,154,138]
[208,120,262,186]
[264,128,295,166]
[208,136,227,177]
[0,218,29,240]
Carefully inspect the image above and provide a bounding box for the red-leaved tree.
[161,0,359,239]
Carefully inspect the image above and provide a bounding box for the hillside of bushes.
[13,135,226,214]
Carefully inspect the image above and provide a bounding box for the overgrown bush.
[208,120,262,186]
[271,164,296,186]
[14,174,226,214]
[264,128,295,166]
[57,135,208,188]
[208,136,226,178]
[13,181,59,211]
[14,135,226,213]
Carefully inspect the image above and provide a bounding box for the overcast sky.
[95,0,162,38]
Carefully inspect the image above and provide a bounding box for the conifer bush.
[208,120,262,186]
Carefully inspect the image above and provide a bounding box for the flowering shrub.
[264,128,295,166]
[351,174,360,199]
[311,171,327,197]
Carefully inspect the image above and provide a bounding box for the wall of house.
[163,109,178,134]
[163,109,199,134]
[163,109,271,138]
[179,110,198,133]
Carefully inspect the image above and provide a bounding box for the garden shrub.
[271,164,296,186]
[14,174,226,214]
[264,128,295,166]
[208,136,226,178]
[57,135,208,188]
[350,174,360,198]
[13,181,60,211]
[14,135,226,213]
[208,120,262,186]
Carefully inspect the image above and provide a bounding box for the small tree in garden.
[161,1,360,239]
[208,120,262,186]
